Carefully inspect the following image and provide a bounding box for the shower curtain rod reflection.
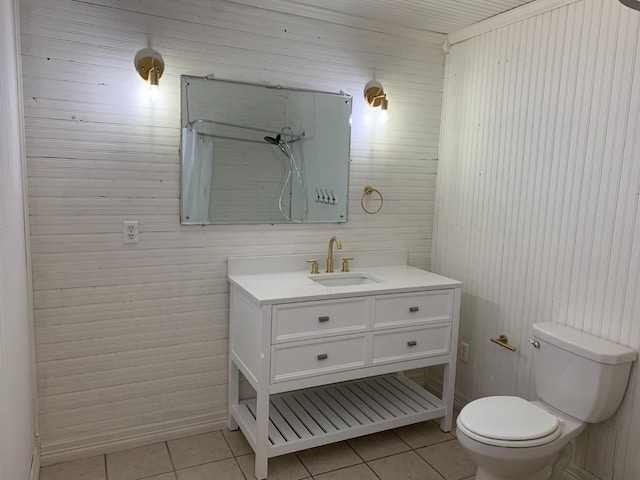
[187,119,305,143]
[192,132,272,144]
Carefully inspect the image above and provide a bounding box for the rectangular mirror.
[180,76,352,224]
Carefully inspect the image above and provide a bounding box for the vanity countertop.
[228,264,462,305]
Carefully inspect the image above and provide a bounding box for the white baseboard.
[29,446,39,480]
[564,464,600,480]
[39,415,227,467]
[564,468,581,480]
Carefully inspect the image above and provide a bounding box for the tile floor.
[39,419,477,480]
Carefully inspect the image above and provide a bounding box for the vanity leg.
[254,390,270,480]
[228,360,239,431]
[440,286,461,433]
[440,362,454,432]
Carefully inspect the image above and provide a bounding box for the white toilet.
[456,322,637,480]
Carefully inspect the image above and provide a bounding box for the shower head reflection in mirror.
[264,127,308,223]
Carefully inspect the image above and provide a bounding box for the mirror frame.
[180,75,353,225]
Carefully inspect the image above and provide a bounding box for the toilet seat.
[458,396,563,448]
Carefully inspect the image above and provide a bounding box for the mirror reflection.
[180,76,352,224]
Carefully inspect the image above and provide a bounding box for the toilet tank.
[532,322,636,423]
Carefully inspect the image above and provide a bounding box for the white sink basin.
[310,273,384,287]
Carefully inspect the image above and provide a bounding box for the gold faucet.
[326,236,342,273]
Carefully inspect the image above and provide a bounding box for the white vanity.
[227,250,461,479]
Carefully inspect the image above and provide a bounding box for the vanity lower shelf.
[233,373,445,457]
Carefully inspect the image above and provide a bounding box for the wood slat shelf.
[233,374,445,457]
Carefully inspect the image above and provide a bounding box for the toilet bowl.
[456,397,585,480]
[455,322,636,480]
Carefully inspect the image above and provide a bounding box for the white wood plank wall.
[0,0,36,477]
[435,1,640,478]
[18,0,445,463]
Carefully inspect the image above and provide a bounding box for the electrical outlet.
[122,221,139,244]
[459,341,470,363]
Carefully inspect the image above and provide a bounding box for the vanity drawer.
[373,290,454,329]
[272,297,370,344]
[271,333,368,383]
[371,323,451,365]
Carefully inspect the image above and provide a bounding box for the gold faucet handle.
[341,257,354,272]
[307,259,320,274]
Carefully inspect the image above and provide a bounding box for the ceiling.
[233,0,538,35]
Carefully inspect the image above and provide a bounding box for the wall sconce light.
[134,48,164,102]
[364,80,388,110]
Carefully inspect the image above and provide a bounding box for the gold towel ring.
[361,185,383,214]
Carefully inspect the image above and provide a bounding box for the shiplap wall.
[0,1,36,479]
[435,0,640,478]
[18,0,445,463]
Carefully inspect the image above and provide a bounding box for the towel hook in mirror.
[361,185,383,214]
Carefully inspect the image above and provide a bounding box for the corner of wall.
[447,0,582,45]
[13,0,40,448]
[423,367,470,412]
[441,37,451,54]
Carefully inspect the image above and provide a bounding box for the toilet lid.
[458,396,560,441]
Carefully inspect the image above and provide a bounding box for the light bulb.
[148,84,160,103]
[379,110,388,124]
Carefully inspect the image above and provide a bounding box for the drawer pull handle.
[409,306,420,313]
[407,340,418,347]
[317,353,328,360]
[318,316,330,322]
